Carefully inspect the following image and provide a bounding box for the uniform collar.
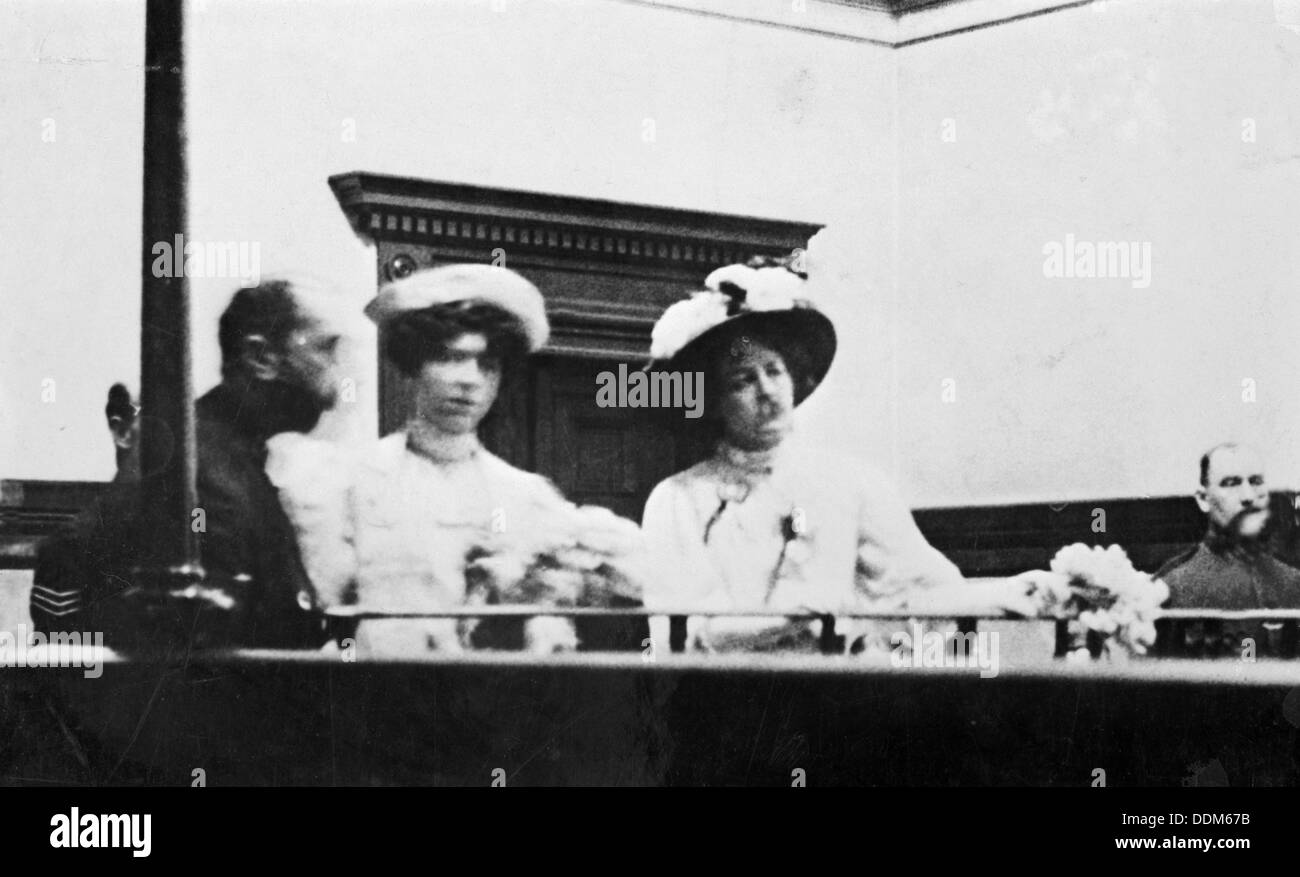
[1203,531,1269,562]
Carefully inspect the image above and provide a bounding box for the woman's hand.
[1003,569,1072,617]
[989,572,1054,618]
[903,576,1046,618]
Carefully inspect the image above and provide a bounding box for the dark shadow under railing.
[1151,608,1300,659]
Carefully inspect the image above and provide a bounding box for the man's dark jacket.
[31,383,326,650]
[1154,537,1300,658]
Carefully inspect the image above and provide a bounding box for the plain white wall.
[896,0,1300,505]
[0,0,145,481]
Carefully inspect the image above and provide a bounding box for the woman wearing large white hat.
[641,257,1034,652]
[268,264,646,656]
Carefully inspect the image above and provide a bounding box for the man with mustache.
[32,276,346,650]
[1155,442,1300,656]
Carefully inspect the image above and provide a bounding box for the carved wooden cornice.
[329,171,824,360]
[330,172,821,274]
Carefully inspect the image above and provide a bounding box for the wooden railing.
[321,604,1300,659]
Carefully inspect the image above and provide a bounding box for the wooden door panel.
[530,357,680,521]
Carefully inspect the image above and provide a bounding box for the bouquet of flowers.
[1022,543,1170,659]
[462,504,648,653]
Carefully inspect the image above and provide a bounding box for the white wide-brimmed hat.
[364,263,550,352]
[648,258,836,406]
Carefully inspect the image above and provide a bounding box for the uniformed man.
[1155,442,1300,657]
[28,385,142,632]
[32,275,347,651]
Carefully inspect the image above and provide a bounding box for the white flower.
[467,553,532,592]
[704,264,760,295]
[466,499,648,610]
[705,264,800,312]
[1065,647,1093,664]
[529,566,586,605]
[1129,619,1158,650]
[745,268,802,311]
[1110,601,1138,629]
[1147,576,1170,607]
[1045,541,1168,657]
[649,291,730,360]
[524,617,579,654]
[553,546,605,572]
[1049,542,1102,580]
[1079,609,1118,635]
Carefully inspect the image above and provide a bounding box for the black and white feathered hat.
[648,256,836,405]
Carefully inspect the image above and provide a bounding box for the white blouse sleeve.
[854,465,965,607]
[641,478,691,613]
[643,473,754,651]
[265,433,358,608]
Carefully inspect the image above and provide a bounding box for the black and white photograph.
[1,0,1299,837]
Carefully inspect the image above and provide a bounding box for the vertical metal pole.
[669,616,687,653]
[138,0,201,587]
[1053,619,1069,658]
[818,615,840,654]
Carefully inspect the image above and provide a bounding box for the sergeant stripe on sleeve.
[30,586,82,616]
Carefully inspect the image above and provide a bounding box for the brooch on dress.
[768,506,813,601]
[703,478,753,545]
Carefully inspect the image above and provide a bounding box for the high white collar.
[715,434,798,477]
[404,422,482,464]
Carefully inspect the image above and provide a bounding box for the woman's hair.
[645,322,818,451]
[383,301,530,377]
[695,322,820,413]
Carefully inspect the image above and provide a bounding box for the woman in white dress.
[641,258,1035,652]
[268,264,645,656]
